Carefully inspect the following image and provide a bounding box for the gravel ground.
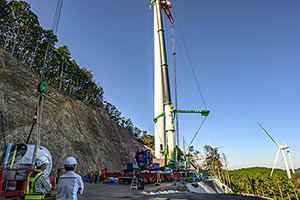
[0,181,268,200]
[78,181,268,200]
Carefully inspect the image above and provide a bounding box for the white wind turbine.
[284,142,300,174]
[285,148,296,174]
[208,140,223,151]
[258,122,295,179]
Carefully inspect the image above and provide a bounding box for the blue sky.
[24,0,300,170]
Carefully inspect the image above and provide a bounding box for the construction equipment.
[0,144,54,198]
[152,0,210,170]
[126,150,159,171]
[0,81,54,198]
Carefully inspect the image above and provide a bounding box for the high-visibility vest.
[25,171,45,200]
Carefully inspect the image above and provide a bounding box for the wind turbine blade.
[282,138,287,145]
[257,122,280,147]
[281,149,291,179]
[271,149,280,176]
[287,145,299,148]
[207,140,223,150]
[207,140,213,148]
[289,150,300,154]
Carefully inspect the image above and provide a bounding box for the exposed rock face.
[0,48,145,175]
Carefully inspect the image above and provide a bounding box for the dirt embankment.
[0,48,145,175]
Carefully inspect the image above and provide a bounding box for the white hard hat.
[64,157,77,166]
[35,155,50,167]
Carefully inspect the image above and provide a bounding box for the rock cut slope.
[0,48,145,175]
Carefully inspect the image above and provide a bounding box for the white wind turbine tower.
[285,148,296,174]
[258,122,296,179]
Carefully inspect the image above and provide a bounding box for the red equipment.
[0,168,35,198]
[0,168,55,198]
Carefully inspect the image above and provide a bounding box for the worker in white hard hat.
[25,155,52,199]
[56,157,84,200]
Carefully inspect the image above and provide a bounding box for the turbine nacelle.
[279,145,288,150]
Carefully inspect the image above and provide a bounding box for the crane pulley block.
[37,81,47,93]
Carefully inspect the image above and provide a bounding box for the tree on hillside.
[139,132,154,149]
[221,152,232,189]
[48,45,71,90]
[203,145,223,181]
[0,0,10,30]
[0,0,148,143]
[190,150,204,169]
[0,0,106,112]
[33,29,57,76]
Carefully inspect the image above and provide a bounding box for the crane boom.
[155,0,175,165]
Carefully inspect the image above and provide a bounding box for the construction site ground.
[78,181,267,200]
[0,181,268,200]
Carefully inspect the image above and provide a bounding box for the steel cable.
[41,0,64,80]
[172,8,207,109]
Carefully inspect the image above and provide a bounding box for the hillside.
[228,167,300,199]
[0,47,146,175]
[296,168,300,174]
[229,167,292,178]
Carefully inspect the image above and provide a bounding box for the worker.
[25,155,52,200]
[94,170,98,183]
[98,170,102,183]
[56,157,84,200]
[95,170,101,183]
[89,169,94,183]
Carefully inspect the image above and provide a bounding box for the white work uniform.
[56,171,84,200]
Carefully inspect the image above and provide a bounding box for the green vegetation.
[295,168,300,174]
[229,167,300,199]
[139,134,154,149]
[197,146,300,200]
[0,0,150,140]
[229,167,288,178]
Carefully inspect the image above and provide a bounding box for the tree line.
[194,145,299,199]
[185,144,231,188]
[0,0,149,141]
[203,145,231,187]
